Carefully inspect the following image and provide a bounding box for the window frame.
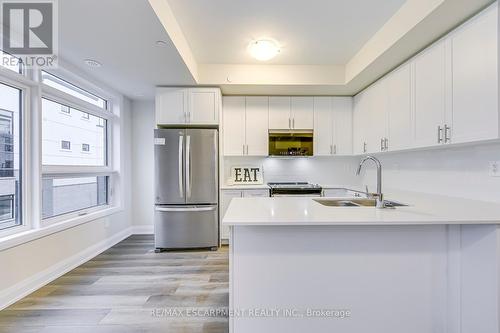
[40,71,118,226]
[0,59,124,242]
[0,76,31,238]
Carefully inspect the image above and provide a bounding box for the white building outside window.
[41,71,114,221]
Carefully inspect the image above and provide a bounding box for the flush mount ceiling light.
[84,59,102,68]
[248,39,280,61]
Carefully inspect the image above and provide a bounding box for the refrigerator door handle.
[155,206,216,212]
[178,135,184,198]
[186,135,191,198]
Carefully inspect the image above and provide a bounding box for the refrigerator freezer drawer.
[154,205,218,249]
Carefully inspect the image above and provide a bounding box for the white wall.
[0,96,134,309]
[360,142,500,202]
[130,100,155,231]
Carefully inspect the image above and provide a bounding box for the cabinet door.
[291,97,314,129]
[269,97,291,129]
[242,189,270,197]
[220,190,242,240]
[360,83,386,154]
[223,97,246,156]
[313,97,333,156]
[414,40,447,147]
[155,88,187,125]
[353,91,368,154]
[386,63,413,151]
[332,97,353,155]
[189,88,219,124]
[451,5,498,144]
[245,97,269,156]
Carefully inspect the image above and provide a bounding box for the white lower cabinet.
[220,189,269,241]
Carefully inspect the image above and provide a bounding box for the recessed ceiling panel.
[167,0,407,65]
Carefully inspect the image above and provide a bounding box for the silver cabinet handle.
[246,144,249,155]
[380,138,384,151]
[363,142,367,153]
[242,144,245,155]
[288,118,291,129]
[178,135,184,198]
[437,126,443,143]
[444,124,451,143]
[292,118,295,129]
[334,144,337,155]
[384,138,388,151]
[186,135,191,198]
[156,206,216,212]
[330,145,333,154]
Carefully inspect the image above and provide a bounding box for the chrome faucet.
[356,156,384,208]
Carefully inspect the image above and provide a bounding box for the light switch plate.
[489,161,500,177]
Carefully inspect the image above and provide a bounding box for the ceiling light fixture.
[248,39,280,61]
[84,59,102,68]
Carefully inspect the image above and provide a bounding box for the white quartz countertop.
[222,189,500,226]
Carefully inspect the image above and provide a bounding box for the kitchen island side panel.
[229,224,500,333]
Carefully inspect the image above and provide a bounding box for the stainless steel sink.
[314,198,408,208]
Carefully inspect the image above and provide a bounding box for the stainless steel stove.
[268,182,323,197]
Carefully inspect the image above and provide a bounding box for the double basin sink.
[314,198,408,208]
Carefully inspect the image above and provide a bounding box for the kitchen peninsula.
[223,190,500,333]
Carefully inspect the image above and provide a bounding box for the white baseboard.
[0,227,133,310]
[131,224,154,234]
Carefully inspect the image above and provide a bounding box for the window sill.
[0,206,123,252]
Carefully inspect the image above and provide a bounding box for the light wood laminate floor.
[0,235,229,333]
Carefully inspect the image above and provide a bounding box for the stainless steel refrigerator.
[154,128,218,251]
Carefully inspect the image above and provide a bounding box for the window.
[41,71,107,109]
[0,51,22,74]
[42,176,108,219]
[42,98,107,166]
[0,82,22,231]
[41,72,113,223]
[60,105,70,114]
[61,140,71,150]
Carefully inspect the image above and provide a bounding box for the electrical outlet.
[489,161,500,177]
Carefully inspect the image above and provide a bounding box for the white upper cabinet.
[386,63,413,151]
[332,97,353,155]
[413,40,447,148]
[222,96,269,156]
[450,4,498,144]
[314,97,353,156]
[189,88,220,124]
[313,97,333,156]
[245,97,269,156]
[156,87,220,125]
[223,96,246,156]
[291,97,314,129]
[269,96,313,129]
[367,80,388,153]
[353,90,369,155]
[269,97,291,129]
[156,88,188,125]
